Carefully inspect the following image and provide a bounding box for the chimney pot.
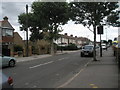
[65,33,67,36]
[70,34,73,37]
[3,16,8,20]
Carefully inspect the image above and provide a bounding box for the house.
[55,33,92,48]
[77,37,91,46]
[0,16,14,56]
[13,32,26,56]
[55,33,77,46]
[14,32,24,47]
[14,32,50,56]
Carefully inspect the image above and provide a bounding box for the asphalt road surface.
[2,51,93,88]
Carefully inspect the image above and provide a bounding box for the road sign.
[97,26,103,34]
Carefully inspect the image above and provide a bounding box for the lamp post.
[105,27,108,51]
[26,4,28,57]
[61,36,63,53]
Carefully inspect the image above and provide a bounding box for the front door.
[2,45,10,56]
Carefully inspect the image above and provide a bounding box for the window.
[6,30,13,36]
[2,28,13,37]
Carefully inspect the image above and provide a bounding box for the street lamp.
[105,27,108,51]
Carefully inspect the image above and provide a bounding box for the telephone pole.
[26,4,29,57]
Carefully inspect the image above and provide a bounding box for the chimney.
[3,16,8,21]
[70,34,73,37]
[75,36,77,38]
[64,33,67,36]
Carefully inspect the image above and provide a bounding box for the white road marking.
[84,60,91,67]
[58,58,65,61]
[29,61,53,69]
[57,68,84,88]
[17,60,25,62]
[57,59,92,88]
[29,57,69,69]
[58,57,69,61]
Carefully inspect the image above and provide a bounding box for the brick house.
[14,32,50,56]
[14,32,24,48]
[0,16,14,56]
[13,32,26,56]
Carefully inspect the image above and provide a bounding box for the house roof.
[14,32,22,40]
[0,16,14,30]
[61,34,75,40]
[60,33,91,41]
[77,37,89,41]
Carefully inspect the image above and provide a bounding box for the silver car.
[0,55,16,67]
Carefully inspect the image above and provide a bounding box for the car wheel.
[81,53,83,57]
[91,53,93,57]
[9,60,15,67]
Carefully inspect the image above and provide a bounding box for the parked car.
[0,55,16,67]
[0,71,13,89]
[101,44,107,50]
[80,45,99,57]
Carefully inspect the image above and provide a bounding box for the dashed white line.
[29,57,69,69]
[58,57,69,61]
[29,61,53,69]
[58,58,65,61]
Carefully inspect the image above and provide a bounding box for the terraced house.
[0,16,14,56]
[55,33,92,48]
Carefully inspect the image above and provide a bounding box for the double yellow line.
[89,84,98,88]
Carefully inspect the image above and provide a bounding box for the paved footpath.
[58,47,119,88]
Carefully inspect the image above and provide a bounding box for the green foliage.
[57,43,78,51]
[69,2,119,27]
[14,45,23,52]
[18,2,70,45]
[67,43,78,50]
[107,11,120,27]
[31,2,69,41]
[69,2,119,60]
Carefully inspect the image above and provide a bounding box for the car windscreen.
[84,46,93,50]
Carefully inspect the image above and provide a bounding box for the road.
[2,51,92,88]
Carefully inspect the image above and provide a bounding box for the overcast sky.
[0,1,119,41]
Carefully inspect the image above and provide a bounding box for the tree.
[18,12,45,42]
[14,45,23,52]
[69,2,119,61]
[18,2,70,55]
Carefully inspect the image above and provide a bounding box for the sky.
[0,0,119,42]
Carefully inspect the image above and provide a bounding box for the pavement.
[58,47,119,88]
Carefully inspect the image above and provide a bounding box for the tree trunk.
[50,40,55,56]
[93,25,97,61]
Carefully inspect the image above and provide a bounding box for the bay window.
[2,28,13,37]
